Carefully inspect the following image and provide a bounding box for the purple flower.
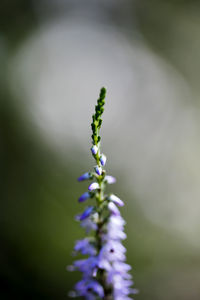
[113,261,132,273]
[74,257,99,276]
[88,182,99,191]
[105,215,127,240]
[95,165,102,175]
[78,192,91,202]
[91,145,98,155]
[109,215,126,227]
[75,207,97,233]
[105,175,116,184]
[79,218,97,233]
[78,172,92,181]
[108,194,124,207]
[75,279,104,299]
[107,262,132,281]
[97,258,112,271]
[74,238,96,256]
[112,275,134,298]
[108,202,121,216]
[106,226,127,241]
[99,240,126,262]
[100,154,107,166]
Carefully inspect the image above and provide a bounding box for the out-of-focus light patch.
[9,16,200,244]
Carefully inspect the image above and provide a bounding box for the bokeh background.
[1,1,200,299]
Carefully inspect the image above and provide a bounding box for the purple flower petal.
[108,194,124,207]
[74,238,96,256]
[105,227,127,241]
[113,261,132,273]
[108,202,121,216]
[99,240,126,262]
[80,218,97,233]
[105,175,116,184]
[75,279,104,298]
[74,257,98,275]
[87,280,104,298]
[97,259,112,271]
[109,215,126,227]
[104,215,127,240]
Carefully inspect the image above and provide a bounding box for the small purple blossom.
[79,218,97,233]
[100,154,107,166]
[74,238,96,256]
[91,145,98,155]
[88,182,100,191]
[108,194,124,207]
[112,275,134,299]
[108,202,121,216]
[113,261,132,273]
[105,215,127,240]
[75,208,97,233]
[99,240,126,262]
[78,206,94,221]
[75,279,104,299]
[94,165,102,175]
[74,257,98,276]
[105,175,116,184]
[78,172,92,181]
[78,192,91,202]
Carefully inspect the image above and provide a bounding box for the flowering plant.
[68,88,137,299]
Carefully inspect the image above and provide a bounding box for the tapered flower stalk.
[68,88,137,299]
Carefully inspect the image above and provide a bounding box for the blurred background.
[1,0,200,299]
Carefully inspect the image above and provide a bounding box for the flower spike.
[69,88,136,299]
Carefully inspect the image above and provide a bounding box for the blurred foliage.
[134,0,200,91]
[0,0,37,48]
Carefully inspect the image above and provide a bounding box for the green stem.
[95,159,113,299]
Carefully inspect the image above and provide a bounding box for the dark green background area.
[1,1,200,299]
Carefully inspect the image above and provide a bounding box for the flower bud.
[91,145,98,155]
[100,154,107,166]
[79,206,94,221]
[78,172,92,181]
[95,166,102,176]
[78,192,91,202]
[88,182,100,191]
